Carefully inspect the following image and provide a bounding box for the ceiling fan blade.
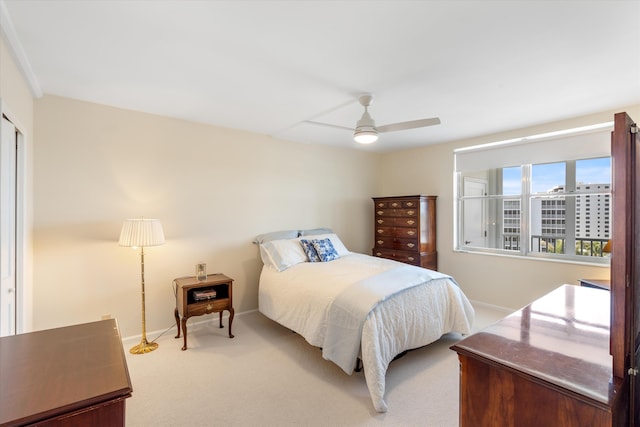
[304,120,354,132]
[378,117,441,133]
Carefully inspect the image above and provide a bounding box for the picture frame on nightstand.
[195,263,207,281]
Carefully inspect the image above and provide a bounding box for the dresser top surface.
[0,319,132,426]
[174,273,234,289]
[452,284,615,405]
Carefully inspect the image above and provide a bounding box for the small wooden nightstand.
[173,273,234,350]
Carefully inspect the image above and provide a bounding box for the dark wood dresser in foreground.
[0,319,132,426]
[451,285,623,427]
[372,195,437,270]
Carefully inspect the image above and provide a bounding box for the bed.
[256,229,474,412]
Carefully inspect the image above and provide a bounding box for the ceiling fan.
[306,94,441,144]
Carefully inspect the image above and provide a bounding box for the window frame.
[453,124,612,266]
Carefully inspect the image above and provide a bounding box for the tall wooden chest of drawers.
[372,195,437,270]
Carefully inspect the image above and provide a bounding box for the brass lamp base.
[129,339,159,354]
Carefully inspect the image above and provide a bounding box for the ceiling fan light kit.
[354,129,378,144]
[307,93,441,145]
[353,95,378,144]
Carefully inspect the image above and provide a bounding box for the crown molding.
[0,0,42,98]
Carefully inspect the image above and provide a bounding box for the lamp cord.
[149,275,224,344]
[149,324,175,343]
[148,277,193,343]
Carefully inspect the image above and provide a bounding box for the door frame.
[0,98,30,334]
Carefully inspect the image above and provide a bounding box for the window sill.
[453,247,611,268]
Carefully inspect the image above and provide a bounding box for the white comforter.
[258,253,474,412]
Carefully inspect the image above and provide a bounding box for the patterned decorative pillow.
[303,233,350,256]
[299,239,321,262]
[312,238,340,262]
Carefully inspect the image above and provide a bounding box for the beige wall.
[33,95,380,337]
[378,105,640,310]
[24,93,640,337]
[0,35,35,332]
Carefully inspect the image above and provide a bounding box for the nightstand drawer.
[187,299,229,317]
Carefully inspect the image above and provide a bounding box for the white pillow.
[254,229,299,244]
[299,227,333,236]
[259,238,308,272]
[298,233,350,256]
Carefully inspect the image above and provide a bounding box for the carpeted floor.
[124,303,506,427]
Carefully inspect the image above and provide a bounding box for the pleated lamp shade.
[119,218,165,248]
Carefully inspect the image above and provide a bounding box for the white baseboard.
[122,308,258,344]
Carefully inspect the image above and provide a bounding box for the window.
[454,123,612,264]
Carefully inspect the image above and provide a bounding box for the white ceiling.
[3,0,640,152]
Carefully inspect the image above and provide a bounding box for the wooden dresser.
[451,285,624,427]
[372,195,437,270]
[0,319,132,426]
